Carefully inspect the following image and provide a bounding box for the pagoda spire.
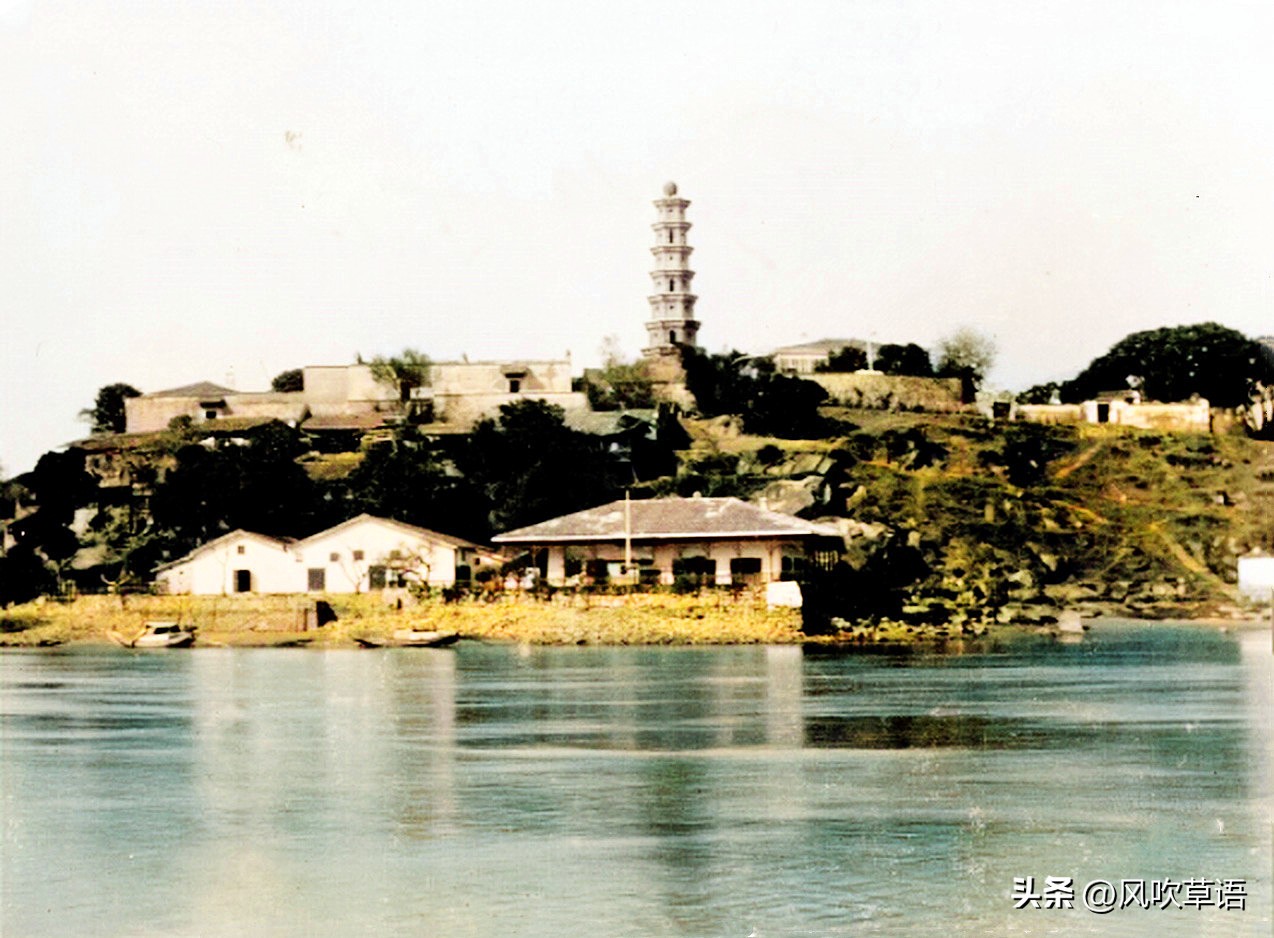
[643,181,700,359]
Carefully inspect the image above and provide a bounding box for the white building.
[1237,551,1274,602]
[642,181,701,359]
[493,496,842,588]
[771,339,863,375]
[154,514,488,595]
[291,514,483,592]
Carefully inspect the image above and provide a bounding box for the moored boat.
[109,622,196,648]
[355,630,459,648]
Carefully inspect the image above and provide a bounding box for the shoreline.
[1,593,1268,649]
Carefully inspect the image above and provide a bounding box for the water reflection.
[1,622,1269,937]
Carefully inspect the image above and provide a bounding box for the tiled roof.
[293,513,482,550]
[147,381,237,399]
[493,496,841,543]
[153,530,290,571]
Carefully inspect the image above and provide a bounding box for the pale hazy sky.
[2,1,1271,474]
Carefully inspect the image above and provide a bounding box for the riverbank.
[2,592,1267,649]
[0,593,808,648]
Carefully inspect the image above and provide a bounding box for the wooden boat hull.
[356,631,459,648]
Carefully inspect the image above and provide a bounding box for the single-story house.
[154,514,489,595]
[291,514,484,593]
[154,530,297,595]
[492,496,843,587]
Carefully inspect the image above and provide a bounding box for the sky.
[2,1,1271,475]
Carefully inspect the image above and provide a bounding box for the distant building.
[123,368,392,435]
[422,358,587,429]
[772,339,862,375]
[1237,550,1274,602]
[122,358,589,437]
[493,496,842,588]
[154,514,490,595]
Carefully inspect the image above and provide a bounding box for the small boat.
[109,622,196,648]
[354,630,459,649]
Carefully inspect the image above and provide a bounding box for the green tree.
[681,348,828,438]
[342,443,487,541]
[816,345,868,373]
[876,343,934,377]
[1059,322,1273,407]
[369,348,432,402]
[1017,381,1061,405]
[146,422,320,562]
[6,450,97,594]
[460,399,625,533]
[80,383,141,435]
[936,328,997,402]
[271,368,304,392]
[584,338,656,411]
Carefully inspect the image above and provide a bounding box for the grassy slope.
[685,410,1274,619]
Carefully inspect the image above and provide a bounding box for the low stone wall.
[1089,399,1211,432]
[810,373,963,412]
[1017,404,1084,425]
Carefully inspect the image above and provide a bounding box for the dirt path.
[1054,442,1104,480]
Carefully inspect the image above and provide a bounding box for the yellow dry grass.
[0,591,807,647]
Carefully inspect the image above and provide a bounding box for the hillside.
[4,406,1273,629]
[674,409,1274,625]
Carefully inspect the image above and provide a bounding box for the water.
[2,621,1269,937]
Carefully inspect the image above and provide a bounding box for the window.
[730,557,763,585]
[352,550,364,561]
[669,331,677,344]
[509,378,521,393]
[672,556,716,585]
[668,231,674,244]
[307,568,326,592]
[584,559,609,583]
[780,555,806,581]
[237,545,245,555]
[204,410,217,420]
[233,569,251,593]
[669,279,674,292]
[329,552,340,562]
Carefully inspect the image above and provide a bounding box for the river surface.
[1,621,1270,937]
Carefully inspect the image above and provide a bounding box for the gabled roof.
[154,529,290,571]
[493,497,842,543]
[146,381,238,399]
[294,513,481,550]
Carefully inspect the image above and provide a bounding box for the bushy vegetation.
[1055,322,1273,407]
[680,347,831,438]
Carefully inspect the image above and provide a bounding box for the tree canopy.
[815,345,867,373]
[80,383,141,435]
[459,399,626,534]
[271,368,304,392]
[681,348,830,438]
[936,328,997,402]
[368,348,432,401]
[875,343,934,377]
[584,338,656,411]
[1058,322,1273,407]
